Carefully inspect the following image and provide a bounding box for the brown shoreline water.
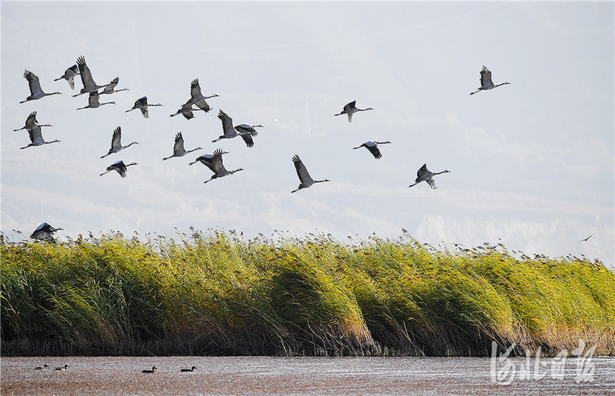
[2,356,614,395]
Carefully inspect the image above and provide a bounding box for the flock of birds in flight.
[15,57,512,242]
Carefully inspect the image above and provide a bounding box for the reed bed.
[2,229,614,357]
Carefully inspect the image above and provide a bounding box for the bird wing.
[111,127,122,149]
[344,101,356,112]
[292,155,313,184]
[218,110,234,137]
[28,125,43,144]
[210,149,227,174]
[480,66,493,87]
[190,79,202,100]
[240,133,255,147]
[24,70,43,95]
[88,91,100,106]
[26,111,38,127]
[416,163,429,178]
[76,56,96,88]
[173,132,186,153]
[366,144,382,159]
[193,99,211,112]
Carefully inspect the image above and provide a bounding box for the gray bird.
[101,127,138,158]
[100,160,138,178]
[189,149,243,184]
[470,65,510,95]
[54,65,80,90]
[187,78,219,112]
[73,56,109,97]
[213,110,257,147]
[291,155,330,193]
[20,70,61,103]
[126,96,162,119]
[408,163,450,189]
[163,132,202,160]
[353,140,391,159]
[20,125,60,149]
[334,100,373,122]
[30,223,63,243]
[76,91,115,110]
[14,111,52,132]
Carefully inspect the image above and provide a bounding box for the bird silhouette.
[334,100,373,122]
[170,101,198,120]
[126,96,162,119]
[213,110,257,147]
[100,77,129,95]
[34,364,49,370]
[101,127,138,158]
[470,66,510,95]
[20,70,61,103]
[291,155,330,193]
[163,132,202,160]
[100,160,138,178]
[189,149,243,184]
[579,233,595,242]
[55,365,69,371]
[353,140,391,159]
[234,124,263,135]
[180,366,197,372]
[187,78,219,112]
[76,91,115,110]
[54,65,80,90]
[142,367,157,373]
[73,56,109,97]
[408,163,450,189]
[14,111,52,132]
[30,223,63,243]
[20,125,60,149]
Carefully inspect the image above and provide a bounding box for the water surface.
[2,356,614,395]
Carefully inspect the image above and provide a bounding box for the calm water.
[2,356,614,395]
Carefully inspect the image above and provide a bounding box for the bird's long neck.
[45,139,60,145]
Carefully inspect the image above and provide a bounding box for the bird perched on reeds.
[180,366,197,372]
[408,163,450,190]
[100,160,138,178]
[189,149,243,184]
[14,111,52,132]
[353,140,391,159]
[19,125,60,149]
[334,100,373,122]
[54,65,80,90]
[76,91,115,110]
[470,65,510,95]
[99,77,129,95]
[20,70,62,103]
[126,96,162,119]
[291,155,330,193]
[213,110,257,147]
[142,366,157,373]
[73,56,109,97]
[101,127,138,158]
[163,132,202,160]
[187,78,219,112]
[30,223,63,242]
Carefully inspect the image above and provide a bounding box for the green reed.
[1,229,613,357]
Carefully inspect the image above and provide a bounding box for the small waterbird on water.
[55,365,69,370]
[35,364,49,370]
[142,366,157,373]
[180,366,197,372]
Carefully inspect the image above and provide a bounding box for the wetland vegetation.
[2,229,614,357]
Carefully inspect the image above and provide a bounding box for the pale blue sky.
[2,2,613,267]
